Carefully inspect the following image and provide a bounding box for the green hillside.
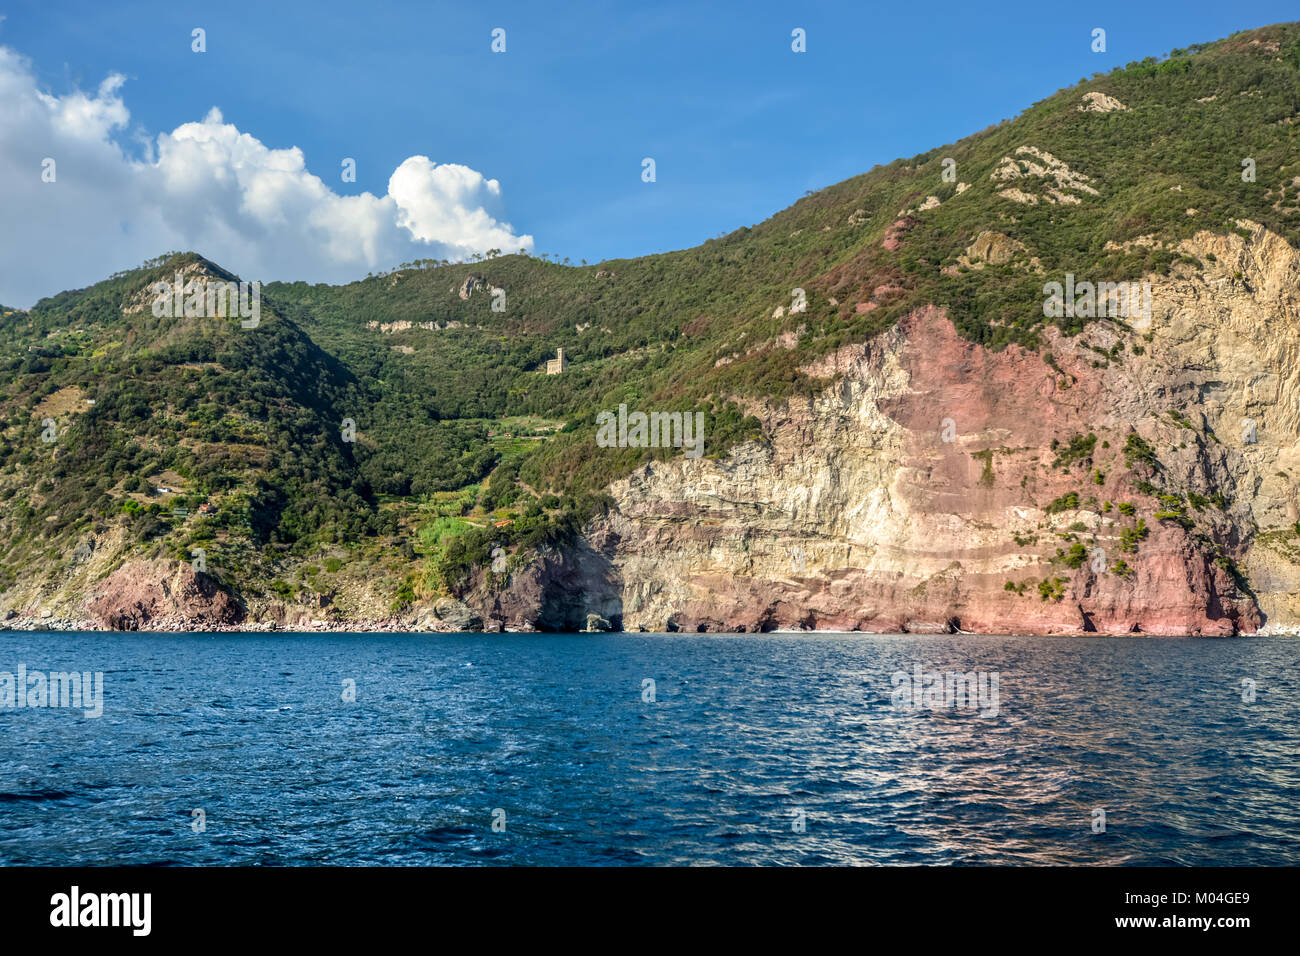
[2,22,1298,611]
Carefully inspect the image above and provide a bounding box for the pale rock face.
[899,195,942,217]
[1078,91,1129,113]
[413,598,483,632]
[119,260,225,315]
[996,187,1040,205]
[457,275,488,299]
[366,319,439,332]
[464,225,1300,635]
[992,146,1100,206]
[1143,222,1300,625]
[951,230,1041,272]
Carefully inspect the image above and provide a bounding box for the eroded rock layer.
[461,223,1300,635]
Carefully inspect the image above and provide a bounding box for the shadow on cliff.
[467,537,624,632]
[537,537,624,631]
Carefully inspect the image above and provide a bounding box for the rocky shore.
[0,613,511,633]
[0,611,1277,636]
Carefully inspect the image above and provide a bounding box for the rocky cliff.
[459,222,1299,635]
[20,221,1300,636]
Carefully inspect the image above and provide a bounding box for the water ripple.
[0,631,1297,865]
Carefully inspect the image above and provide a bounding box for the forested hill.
[2,22,1298,623]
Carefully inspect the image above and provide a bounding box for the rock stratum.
[451,223,1297,635]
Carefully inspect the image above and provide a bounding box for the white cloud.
[0,46,533,307]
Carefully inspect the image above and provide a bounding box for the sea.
[1,630,1296,865]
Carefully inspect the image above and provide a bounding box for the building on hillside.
[546,348,568,375]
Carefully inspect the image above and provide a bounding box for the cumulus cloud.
[0,45,533,307]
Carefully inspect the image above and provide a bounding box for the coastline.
[2,615,1288,636]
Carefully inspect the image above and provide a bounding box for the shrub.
[1038,577,1067,602]
[1053,433,1097,469]
[1120,519,1149,553]
[1062,542,1089,568]
[1123,433,1159,469]
[1045,491,1080,514]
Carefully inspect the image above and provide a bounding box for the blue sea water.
[0,630,1297,866]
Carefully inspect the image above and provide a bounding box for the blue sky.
[1,0,1296,302]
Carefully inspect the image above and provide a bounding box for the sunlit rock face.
[467,224,1300,635]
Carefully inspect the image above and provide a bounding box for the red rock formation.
[88,559,244,630]
[881,218,912,251]
[459,304,1260,635]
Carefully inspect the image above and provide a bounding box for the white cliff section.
[602,319,1020,630]
[598,223,1300,632]
[1148,222,1300,622]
